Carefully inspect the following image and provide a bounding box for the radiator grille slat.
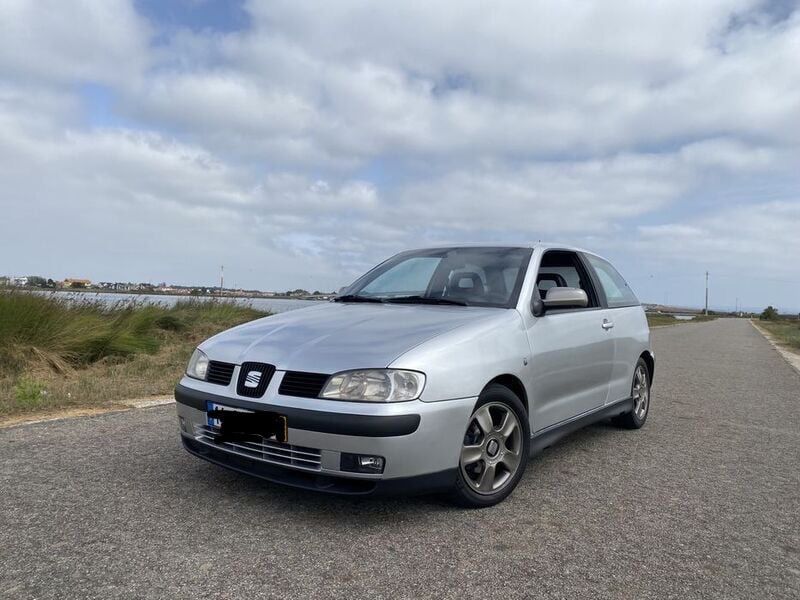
[206,361,236,386]
[278,372,330,398]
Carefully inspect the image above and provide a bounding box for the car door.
[582,252,648,404]
[523,250,615,432]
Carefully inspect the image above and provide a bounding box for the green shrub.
[13,377,47,408]
[760,306,779,320]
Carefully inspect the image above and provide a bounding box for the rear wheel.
[614,358,651,429]
[450,384,530,508]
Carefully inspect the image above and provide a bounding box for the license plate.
[206,401,253,427]
[205,401,288,443]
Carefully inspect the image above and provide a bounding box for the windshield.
[341,247,532,308]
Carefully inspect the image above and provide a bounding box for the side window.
[584,255,639,308]
[536,251,599,309]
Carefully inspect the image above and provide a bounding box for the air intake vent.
[278,372,330,398]
[194,424,322,471]
[206,361,235,386]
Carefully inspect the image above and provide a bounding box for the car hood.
[200,301,504,373]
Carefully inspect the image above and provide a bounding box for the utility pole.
[220,265,224,296]
[704,271,709,316]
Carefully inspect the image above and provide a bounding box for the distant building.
[63,278,91,289]
[11,276,29,286]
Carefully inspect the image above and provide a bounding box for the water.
[42,291,320,314]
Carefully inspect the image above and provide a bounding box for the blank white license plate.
[206,401,253,427]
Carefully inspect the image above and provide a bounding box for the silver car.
[176,243,654,507]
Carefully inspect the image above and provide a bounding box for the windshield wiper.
[333,294,385,303]
[384,295,468,306]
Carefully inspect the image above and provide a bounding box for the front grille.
[194,424,322,471]
[278,371,330,398]
[206,361,235,386]
[236,362,275,398]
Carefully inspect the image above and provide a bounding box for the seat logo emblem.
[244,371,262,388]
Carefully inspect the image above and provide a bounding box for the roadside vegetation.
[646,313,716,327]
[0,292,268,419]
[757,306,800,353]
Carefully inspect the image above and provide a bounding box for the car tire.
[450,384,530,508]
[614,357,651,429]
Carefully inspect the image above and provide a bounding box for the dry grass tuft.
[0,292,268,418]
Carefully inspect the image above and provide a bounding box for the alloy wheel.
[632,365,649,420]
[460,402,523,495]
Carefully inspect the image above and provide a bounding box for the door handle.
[602,319,615,330]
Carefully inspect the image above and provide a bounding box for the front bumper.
[175,382,476,496]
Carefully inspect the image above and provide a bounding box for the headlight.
[320,369,425,402]
[186,348,210,380]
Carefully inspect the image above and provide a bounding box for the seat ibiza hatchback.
[176,243,654,507]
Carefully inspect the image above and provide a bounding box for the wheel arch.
[640,350,655,384]
[483,374,529,414]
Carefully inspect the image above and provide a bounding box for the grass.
[0,292,268,419]
[646,313,716,327]
[758,319,800,353]
[646,313,680,327]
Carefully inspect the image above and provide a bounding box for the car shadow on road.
[170,418,626,521]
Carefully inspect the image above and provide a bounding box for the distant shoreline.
[14,287,330,301]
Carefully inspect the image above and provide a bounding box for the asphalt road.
[1,319,799,599]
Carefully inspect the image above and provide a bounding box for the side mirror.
[531,287,588,315]
[336,286,348,296]
[545,287,588,309]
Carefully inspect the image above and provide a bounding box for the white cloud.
[0,0,798,308]
[621,200,800,311]
[129,0,800,165]
[636,201,800,279]
[392,155,686,235]
[0,0,150,87]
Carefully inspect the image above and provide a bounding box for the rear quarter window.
[585,254,639,308]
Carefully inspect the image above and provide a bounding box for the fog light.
[340,453,385,473]
[359,456,384,470]
[178,416,188,433]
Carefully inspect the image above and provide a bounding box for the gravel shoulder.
[751,319,800,374]
[1,319,798,599]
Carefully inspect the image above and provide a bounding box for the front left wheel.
[450,384,530,508]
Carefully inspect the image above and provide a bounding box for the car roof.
[409,241,601,257]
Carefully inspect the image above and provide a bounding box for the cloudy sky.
[1,0,798,311]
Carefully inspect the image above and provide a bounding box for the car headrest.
[448,271,485,296]
[536,272,568,288]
